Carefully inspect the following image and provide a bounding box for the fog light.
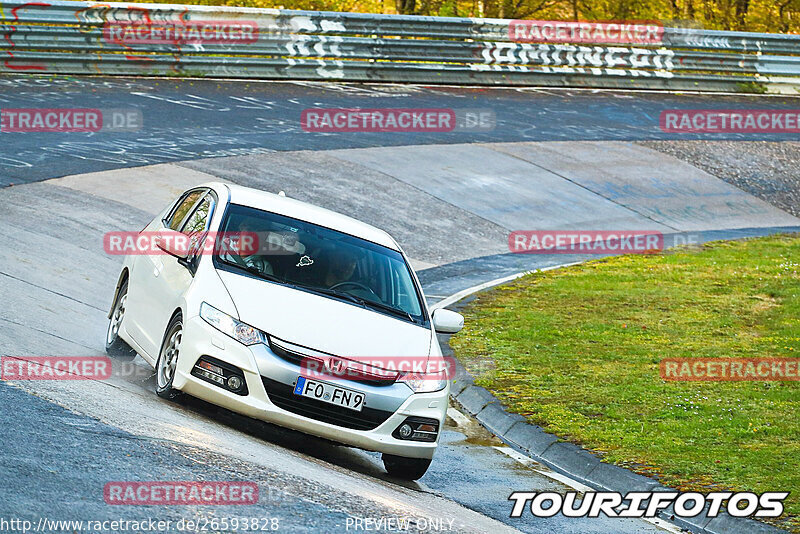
[393,417,440,442]
[191,357,249,396]
[398,424,413,439]
[227,375,244,391]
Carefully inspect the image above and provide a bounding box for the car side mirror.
[432,308,464,334]
[154,229,190,260]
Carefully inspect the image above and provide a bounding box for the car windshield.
[215,203,425,324]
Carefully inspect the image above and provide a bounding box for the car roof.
[207,182,400,251]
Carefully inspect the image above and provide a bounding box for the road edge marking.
[430,262,582,311]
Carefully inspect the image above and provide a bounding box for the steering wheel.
[330,281,377,296]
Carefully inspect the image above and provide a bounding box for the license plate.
[293,376,365,412]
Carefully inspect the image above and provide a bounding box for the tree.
[396,0,416,13]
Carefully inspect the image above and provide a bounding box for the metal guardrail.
[1,0,799,90]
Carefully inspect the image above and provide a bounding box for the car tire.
[105,281,135,359]
[381,454,432,481]
[156,314,184,400]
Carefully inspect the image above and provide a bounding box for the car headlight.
[402,369,448,393]
[200,302,263,346]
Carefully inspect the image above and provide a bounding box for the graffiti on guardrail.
[76,4,189,25]
[0,0,799,89]
[666,27,732,49]
[3,1,50,71]
[478,43,674,77]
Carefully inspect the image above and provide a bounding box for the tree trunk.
[499,0,515,18]
[396,0,417,14]
[734,0,750,29]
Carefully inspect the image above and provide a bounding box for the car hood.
[217,271,433,358]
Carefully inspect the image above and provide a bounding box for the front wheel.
[156,315,184,400]
[105,281,134,359]
[382,454,432,481]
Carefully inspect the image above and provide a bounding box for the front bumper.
[171,315,447,459]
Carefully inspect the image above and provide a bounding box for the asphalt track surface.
[1,74,799,534]
[2,74,800,185]
[0,175,680,534]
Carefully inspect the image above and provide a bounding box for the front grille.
[267,337,309,366]
[261,376,394,431]
[267,336,398,387]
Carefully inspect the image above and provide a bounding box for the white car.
[105,183,464,480]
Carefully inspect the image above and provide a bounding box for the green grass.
[450,235,800,531]
[735,81,769,94]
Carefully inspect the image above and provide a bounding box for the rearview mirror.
[432,308,464,334]
[154,229,190,260]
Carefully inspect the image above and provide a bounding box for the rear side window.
[166,190,203,230]
[181,194,214,236]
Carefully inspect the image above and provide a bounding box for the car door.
[125,188,206,360]
[144,191,218,359]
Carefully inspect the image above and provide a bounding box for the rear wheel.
[156,315,183,400]
[382,454,432,481]
[105,281,134,359]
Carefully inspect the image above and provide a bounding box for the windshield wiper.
[219,258,289,286]
[308,287,418,323]
[359,299,418,324]
[303,286,367,307]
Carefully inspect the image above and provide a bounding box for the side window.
[166,190,203,231]
[180,194,214,236]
